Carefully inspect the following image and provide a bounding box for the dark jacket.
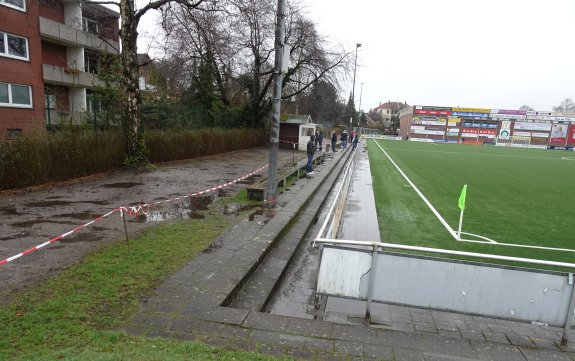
[331,133,337,142]
[341,133,348,141]
[307,140,315,155]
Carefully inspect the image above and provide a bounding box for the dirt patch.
[0,147,300,305]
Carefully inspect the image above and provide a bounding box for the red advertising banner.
[479,129,496,135]
[462,128,478,134]
[415,109,452,116]
[568,125,575,145]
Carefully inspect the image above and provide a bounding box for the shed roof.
[282,114,312,124]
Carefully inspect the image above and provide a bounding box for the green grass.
[0,207,289,361]
[367,139,575,267]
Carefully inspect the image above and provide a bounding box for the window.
[0,0,25,11]
[7,128,22,139]
[82,17,99,35]
[84,53,99,74]
[0,82,32,108]
[0,32,29,60]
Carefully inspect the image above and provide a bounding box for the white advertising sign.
[513,131,532,137]
[421,120,446,126]
[532,132,550,138]
[514,121,552,131]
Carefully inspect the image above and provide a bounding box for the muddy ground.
[0,147,298,305]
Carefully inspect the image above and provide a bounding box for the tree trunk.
[120,0,147,166]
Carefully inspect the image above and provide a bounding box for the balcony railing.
[39,17,119,54]
[42,64,105,88]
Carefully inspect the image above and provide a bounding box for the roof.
[282,114,312,124]
[374,101,409,111]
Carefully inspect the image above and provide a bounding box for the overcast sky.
[306,0,575,112]
[138,0,574,112]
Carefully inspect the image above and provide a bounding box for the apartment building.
[0,0,119,138]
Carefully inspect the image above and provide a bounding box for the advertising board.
[513,121,552,131]
[550,123,568,143]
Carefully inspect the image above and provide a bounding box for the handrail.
[313,155,354,244]
[314,238,575,269]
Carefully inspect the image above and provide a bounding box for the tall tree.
[90,0,208,166]
[159,0,350,128]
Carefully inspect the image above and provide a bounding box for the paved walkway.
[124,142,575,361]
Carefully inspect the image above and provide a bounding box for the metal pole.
[351,43,361,126]
[562,273,575,346]
[359,82,364,115]
[265,0,286,208]
[366,244,379,320]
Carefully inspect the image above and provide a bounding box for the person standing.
[341,130,348,148]
[331,131,337,152]
[352,132,360,151]
[306,135,316,175]
[318,131,324,151]
[314,130,320,149]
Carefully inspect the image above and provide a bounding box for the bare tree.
[159,0,350,127]
[519,105,534,111]
[552,98,575,113]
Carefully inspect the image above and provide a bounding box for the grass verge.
[0,206,287,361]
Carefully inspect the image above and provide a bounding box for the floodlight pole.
[265,0,287,208]
[351,43,361,127]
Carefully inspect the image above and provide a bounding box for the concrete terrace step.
[124,144,575,361]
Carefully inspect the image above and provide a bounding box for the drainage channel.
[266,145,386,325]
[226,149,353,312]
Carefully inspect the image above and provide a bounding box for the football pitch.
[366,139,575,268]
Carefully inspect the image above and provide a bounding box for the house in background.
[279,114,316,151]
[0,0,119,137]
[373,101,409,131]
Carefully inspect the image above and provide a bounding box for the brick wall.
[41,41,67,67]
[0,0,46,136]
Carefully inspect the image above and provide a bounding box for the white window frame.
[82,17,99,35]
[0,82,33,108]
[0,0,26,12]
[0,31,29,61]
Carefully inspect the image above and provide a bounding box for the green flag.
[458,184,467,211]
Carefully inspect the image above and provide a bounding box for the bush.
[0,128,265,190]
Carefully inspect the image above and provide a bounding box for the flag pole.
[457,184,467,240]
[458,207,464,240]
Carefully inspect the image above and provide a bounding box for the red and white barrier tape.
[0,164,269,266]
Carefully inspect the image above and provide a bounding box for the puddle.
[57,211,97,220]
[26,200,72,207]
[24,200,110,207]
[137,195,213,222]
[0,230,31,241]
[223,203,260,216]
[0,205,19,215]
[101,182,143,189]
[60,232,103,243]
[12,219,75,228]
[248,210,264,221]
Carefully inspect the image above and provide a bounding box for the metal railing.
[313,156,575,345]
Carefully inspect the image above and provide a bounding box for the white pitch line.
[371,139,575,253]
[372,139,459,240]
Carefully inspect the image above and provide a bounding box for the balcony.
[39,17,119,54]
[42,64,105,88]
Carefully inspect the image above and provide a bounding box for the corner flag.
[458,184,467,211]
